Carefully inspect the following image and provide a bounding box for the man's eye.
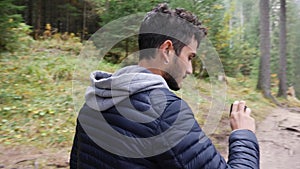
[188,54,195,61]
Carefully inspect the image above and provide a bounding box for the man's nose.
[186,61,193,74]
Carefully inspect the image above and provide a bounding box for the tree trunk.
[277,0,287,98]
[257,0,272,98]
[24,0,30,25]
[82,0,86,41]
[37,0,42,30]
[34,0,42,39]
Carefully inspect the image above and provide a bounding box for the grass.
[1,47,74,147]
[0,38,293,155]
[0,39,119,148]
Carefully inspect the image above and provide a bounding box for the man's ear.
[159,40,174,63]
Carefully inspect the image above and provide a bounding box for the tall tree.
[82,0,87,40]
[277,0,287,98]
[170,0,228,77]
[94,0,162,63]
[257,0,272,98]
[0,0,24,51]
[288,0,300,99]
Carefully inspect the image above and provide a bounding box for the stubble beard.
[163,57,182,91]
[162,70,180,91]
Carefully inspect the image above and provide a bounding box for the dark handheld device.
[229,104,247,116]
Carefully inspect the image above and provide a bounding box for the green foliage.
[1,0,295,154]
[0,39,269,151]
[0,55,70,146]
[269,0,281,85]
[0,38,82,146]
[0,37,123,147]
[169,0,258,78]
[98,0,163,26]
[3,23,34,53]
[170,0,231,77]
[58,3,81,17]
[91,0,164,64]
[264,0,300,97]
[287,1,300,98]
[91,0,260,78]
[0,0,33,52]
[37,37,83,55]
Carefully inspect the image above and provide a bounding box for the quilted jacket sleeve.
[70,122,79,169]
[156,99,260,169]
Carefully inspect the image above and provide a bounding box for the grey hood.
[85,65,169,111]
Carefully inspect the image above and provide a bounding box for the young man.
[70,3,259,169]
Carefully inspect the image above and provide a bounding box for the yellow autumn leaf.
[213,4,224,10]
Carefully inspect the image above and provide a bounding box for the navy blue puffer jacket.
[70,66,259,169]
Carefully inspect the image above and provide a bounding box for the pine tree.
[0,0,24,51]
[277,0,287,98]
[257,0,272,98]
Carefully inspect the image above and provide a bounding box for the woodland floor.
[0,107,299,169]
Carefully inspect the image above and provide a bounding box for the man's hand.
[230,101,256,133]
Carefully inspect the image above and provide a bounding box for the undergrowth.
[0,39,118,148]
[0,38,290,153]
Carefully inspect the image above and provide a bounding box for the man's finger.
[245,107,251,116]
[238,101,246,112]
[230,101,239,116]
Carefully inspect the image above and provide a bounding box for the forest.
[2,0,300,97]
[1,0,300,168]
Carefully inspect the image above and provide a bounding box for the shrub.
[0,0,33,53]
[4,22,34,52]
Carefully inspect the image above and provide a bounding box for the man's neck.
[138,60,164,76]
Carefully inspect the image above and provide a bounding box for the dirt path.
[0,145,70,169]
[256,108,300,169]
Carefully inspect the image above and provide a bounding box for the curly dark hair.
[138,3,207,60]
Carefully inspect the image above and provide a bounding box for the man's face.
[164,38,197,91]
